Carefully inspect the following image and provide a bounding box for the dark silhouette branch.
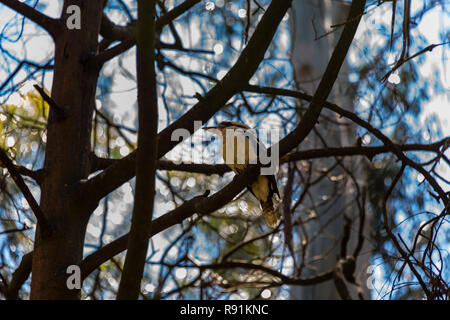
[0,162,44,184]
[0,226,30,235]
[5,252,32,300]
[95,0,202,65]
[78,0,295,206]
[333,258,353,300]
[196,261,334,286]
[116,0,159,300]
[79,166,261,280]
[54,0,366,286]
[155,0,200,29]
[0,0,61,38]
[325,102,448,204]
[89,139,449,177]
[90,154,229,176]
[275,0,366,157]
[0,60,53,93]
[382,164,432,299]
[100,13,133,41]
[381,42,449,82]
[0,148,51,235]
[33,84,68,118]
[245,84,449,203]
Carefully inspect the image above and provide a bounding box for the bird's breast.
[251,175,270,203]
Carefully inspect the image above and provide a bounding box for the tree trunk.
[289,0,370,299]
[116,0,158,300]
[30,0,103,299]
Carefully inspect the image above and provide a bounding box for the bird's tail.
[261,199,278,228]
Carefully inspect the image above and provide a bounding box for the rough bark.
[30,0,104,299]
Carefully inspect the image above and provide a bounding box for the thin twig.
[33,84,68,118]
[0,148,51,235]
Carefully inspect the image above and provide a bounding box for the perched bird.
[204,121,280,227]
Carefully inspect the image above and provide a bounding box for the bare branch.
[77,0,295,205]
[33,84,68,118]
[100,13,133,41]
[89,139,448,177]
[95,0,202,65]
[0,162,44,184]
[79,166,261,280]
[245,84,450,203]
[382,164,432,298]
[5,252,32,300]
[333,258,352,300]
[0,0,61,38]
[274,0,367,157]
[381,42,449,82]
[197,261,334,286]
[116,0,158,300]
[0,148,51,235]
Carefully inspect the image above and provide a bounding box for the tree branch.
[382,164,432,298]
[245,84,449,203]
[275,0,366,157]
[325,98,448,203]
[333,258,353,300]
[381,42,449,82]
[116,0,158,300]
[94,0,202,65]
[79,166,261,280]
[197,261,334,286]
[5,252,32,300]
[0,162,44,184]
[90,140,448,176]
[100,13,133,41]
[77,0,294,206]
[155,0,200,29]
[33,84,68,118]
[0,0,61,38]
[75,0,365,281]
[0,148,51,235]
[281,140,449,163]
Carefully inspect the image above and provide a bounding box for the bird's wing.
[268,174,280,198]
[243,130,280,199]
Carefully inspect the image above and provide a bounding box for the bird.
[203,121,280,227]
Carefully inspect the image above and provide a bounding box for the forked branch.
[0,0,61,38]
